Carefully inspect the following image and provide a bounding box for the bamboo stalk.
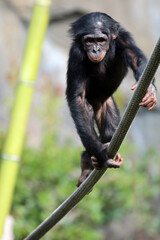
[0,0,51,237]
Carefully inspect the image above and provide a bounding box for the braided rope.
[25,37,160,240]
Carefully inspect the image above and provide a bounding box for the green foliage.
[12,132,104,240]
[11,135,160,239]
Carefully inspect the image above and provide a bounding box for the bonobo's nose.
[93,45,100,53]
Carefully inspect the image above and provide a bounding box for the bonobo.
[66,12,157,186]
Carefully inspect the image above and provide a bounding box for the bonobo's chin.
[88,53,106,63]
[91,58,103,63]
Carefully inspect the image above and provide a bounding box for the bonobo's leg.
[76,151,94,187]
[95,96,120,143]
[93,97,123,168]
[76,100,97,187]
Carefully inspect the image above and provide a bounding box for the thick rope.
[25,37,160,240]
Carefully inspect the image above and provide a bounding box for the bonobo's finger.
[139,99,152,107]
[76,178,83,187]
[141,95,154,105]
[92,160,105,170]
[91,156,97,162]
[93,163,99,167]
[140,100,156,109]
[148,101,157,111]
[92,163,102,170]
[131,82,138,91]
[115,153,121,160]
[115,153,122,162]
[91,156,98,165]
[114,153,124,167]
[103,142,110,148]
[106,152,124,168]
[140,95,157,110]
[106,159,121,168]
[139,85,157,110]
[141,92,150,102]
[91,156,101,169]
[145,102,155,109]
[76,169,92,187]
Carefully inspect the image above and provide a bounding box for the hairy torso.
[85,53,128,104]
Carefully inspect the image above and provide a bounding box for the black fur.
[66,12,147,168]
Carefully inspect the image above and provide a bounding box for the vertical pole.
[0,0,51,237]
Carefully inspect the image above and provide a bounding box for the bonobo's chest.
[85,59,127,103]
[86,74,117,103]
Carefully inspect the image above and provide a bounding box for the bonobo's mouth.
[87,52,106,63]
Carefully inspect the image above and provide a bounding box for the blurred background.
[0,0,160,239]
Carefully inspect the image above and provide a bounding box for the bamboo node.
[2,154,20,162]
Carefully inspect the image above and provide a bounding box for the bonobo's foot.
[91,153,124,170]
[76,151,93,187]
[76,169,92,187]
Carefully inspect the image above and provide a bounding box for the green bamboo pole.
[0,0,51,237]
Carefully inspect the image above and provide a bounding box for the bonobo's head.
[82,31,115,63]
[69,12,120,63]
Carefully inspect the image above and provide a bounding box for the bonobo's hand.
[91,143,124,169]
[131,83,157,110]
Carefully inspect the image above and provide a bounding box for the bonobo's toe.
[76,169,92,187]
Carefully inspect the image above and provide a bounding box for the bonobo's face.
[82,31,110,63]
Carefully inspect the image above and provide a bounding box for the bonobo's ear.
[112,34,117,39]
[110,22,120,39]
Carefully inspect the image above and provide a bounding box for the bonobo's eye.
[97,37,107,44]
[85,38,94,45]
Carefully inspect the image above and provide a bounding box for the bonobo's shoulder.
[69,42,84,58]
[116,27,137,48]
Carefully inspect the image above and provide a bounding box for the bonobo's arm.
[117,28,157,110]
[66,45,103,157]
[117,28,148,81]
[66,45,117,167]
